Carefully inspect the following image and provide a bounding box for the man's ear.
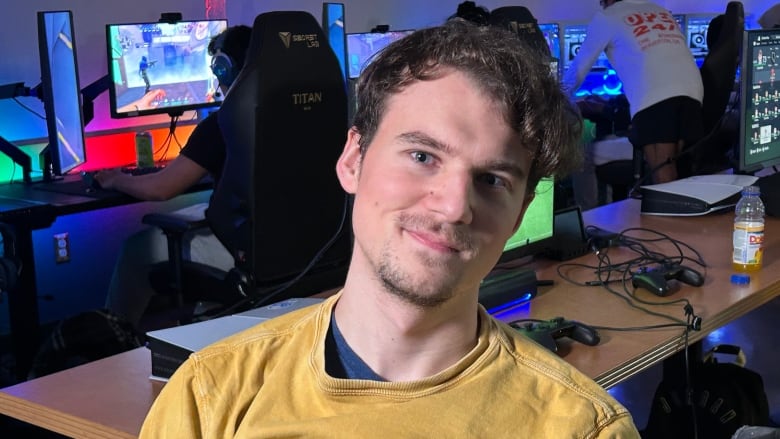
[511,192,536,233]
[335,128,363,195]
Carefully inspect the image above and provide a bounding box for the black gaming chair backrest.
[488,6,551,59]
[700,1,744,136]
[210,11,350,289]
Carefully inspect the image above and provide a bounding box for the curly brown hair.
[352,19,582,196]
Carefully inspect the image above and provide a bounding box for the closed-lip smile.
[406,229,462,253]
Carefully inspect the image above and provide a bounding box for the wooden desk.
[2,198,779,438]
[0,348,160,438]
[497,199,780,388]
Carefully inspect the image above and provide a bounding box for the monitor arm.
[81,74,110,126]
[0,136,32,184]
[0,82,37,184]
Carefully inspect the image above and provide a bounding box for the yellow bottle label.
[733,221,764,270]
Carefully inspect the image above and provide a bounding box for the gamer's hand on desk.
[117,89,166,113]
[92,168,125,191]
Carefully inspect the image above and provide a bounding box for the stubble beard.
[375,247,458,308]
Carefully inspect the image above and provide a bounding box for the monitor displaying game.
[346,30,414,79]
[686,14,716,67]
[739,28,780,173]
[322,3,348,84]
[37,10,87,175]
[106,19,228,118]
[499,177,555,262]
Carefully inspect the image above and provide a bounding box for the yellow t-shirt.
[141,293,639,438]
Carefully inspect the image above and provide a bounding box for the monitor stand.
[0,135,32,184]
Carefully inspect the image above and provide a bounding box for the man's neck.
[334,277,481,382]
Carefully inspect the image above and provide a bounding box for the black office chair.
[684,1,744,176]
[143,11,351,322]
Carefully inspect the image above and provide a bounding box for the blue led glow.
[487,292,534,315]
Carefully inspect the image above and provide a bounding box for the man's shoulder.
[192,299,327,363]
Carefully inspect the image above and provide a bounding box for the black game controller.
[631,264,705,297]
[511,317,600,352]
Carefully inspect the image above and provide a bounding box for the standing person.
[563,0,703,184]
[140,19,639,438]
[97,25,252,328]
[138,56,154,94]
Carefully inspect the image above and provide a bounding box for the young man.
[140,20,639,437]
[97,25,251,327]
[563,0,704,184]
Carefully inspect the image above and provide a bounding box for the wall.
[0,0,778,332]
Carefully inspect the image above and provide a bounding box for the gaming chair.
[685,1,744,176]
[143,11,350,322]
[488,6,551,59]
[209,10,351,307]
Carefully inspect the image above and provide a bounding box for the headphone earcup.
[211,51,236,88]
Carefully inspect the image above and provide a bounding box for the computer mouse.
[80,171,102,191]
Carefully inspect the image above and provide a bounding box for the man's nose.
[425,172,475,225]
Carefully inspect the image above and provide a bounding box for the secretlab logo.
[277,31,320,48]
[278,32,291,48]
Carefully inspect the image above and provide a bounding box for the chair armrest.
[142,212,209,235]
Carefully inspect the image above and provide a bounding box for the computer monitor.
[105,18,228,118]
[37,10,87,176]
[562,24,611,71]
[562,24,622,96]
[538,22,562,62]
[673,14,686,34]
[738,28,780,173]
[686,14,716,66]
[346,30,414,79]
[498,177,555,263]
[322,3,348,84]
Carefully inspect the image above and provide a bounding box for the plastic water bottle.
[733,185,765,272]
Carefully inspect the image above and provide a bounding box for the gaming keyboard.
[120,165,166,176]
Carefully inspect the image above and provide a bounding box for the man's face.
[336,70,534,308]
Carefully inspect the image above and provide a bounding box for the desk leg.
[6,225,40,381]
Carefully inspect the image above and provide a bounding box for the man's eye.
[411,151,434,164]
[478,173,508,188]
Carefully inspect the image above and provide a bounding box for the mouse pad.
[33,180,120,199]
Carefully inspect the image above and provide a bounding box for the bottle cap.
[730,273,751,285]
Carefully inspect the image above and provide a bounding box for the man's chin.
[379,270,462,308]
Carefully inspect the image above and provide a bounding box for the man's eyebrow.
[397,131,453,154]
[482,160,526,179]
